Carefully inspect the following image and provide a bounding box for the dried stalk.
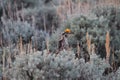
[35,37,37,52]
[30,40,32,53]
[43,15,46,32]
[1,2,6,18]
[77,41,80,57]
[7,52,12,68]
[32,15,35,27]
[14,0,20,21]
[19,36,23,55]
[46,38,50,54]
[68,0,72,14]
[112,48,116,71]
[2,48,6,80]
[105,31,110,63]
[0,33,2,47]
[28,40,32,54]
[7,0,12,19]
[21,3,24,22]
[51,23,54,34]
[27,43,30,54]
[86,32,91,55]
[91,43,95,55]
[112,49,115,64]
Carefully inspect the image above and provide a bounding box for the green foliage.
[0,1,120,79]
[6,51,115,80]
[1,19,47,51]
[50,15,108,57]
[2,20,35,44]
[64,6,120,58]
[93,6,120,58]
[49,6,120,61]
[0,0,60,32]
[31,30,46,51]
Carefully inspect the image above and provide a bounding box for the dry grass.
[2,0,26,21]
[2,0,119,23]
[56,0,120,22]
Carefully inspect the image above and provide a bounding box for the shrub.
[92,6,120,59]
[50,15,108,57]
[19,0,60,31]
[1,20,35,45]
[1,19,49,51]
[51,6,120,59]
[5,51,114,80]
[31,30,47,51]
